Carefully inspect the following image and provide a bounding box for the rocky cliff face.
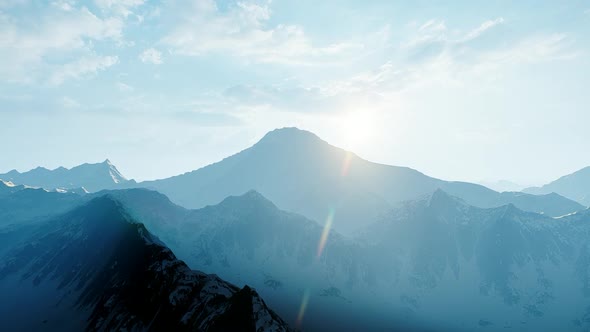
[0,196,290,332]
[110,188,590,331]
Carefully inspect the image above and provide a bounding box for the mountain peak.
[257,127,322,146]
[428,189,465,208]
[216,190,277,211]
[0,179,16,187]
[0,160,128,192]
[499,203,523,219]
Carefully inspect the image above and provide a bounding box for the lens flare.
[317,209,335,258]
[341,151,353,177]
[296,289,311,328]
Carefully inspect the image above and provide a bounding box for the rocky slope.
[0,195,290,332]
[104,188,590,331]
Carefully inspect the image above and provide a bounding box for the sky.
[1,0,589,186]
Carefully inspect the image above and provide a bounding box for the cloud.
[223,84,334,112]
[50,55,119,85]
[94,0,145,18]
[404,17,505,52]
[0,2,128,83]
[162,0,363,65]
[117,82,134,92]
[172,110,243,126]
[60,96,80,108]
[139,48,163,64]
[481,33,581,64]
[397,17,580,77]
[51,0,75,11]
[236,18,581,117]
[0,0,29,8]
[418,19,447,32]
[461,17,505,42]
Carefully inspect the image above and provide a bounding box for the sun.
[338,110,376,151]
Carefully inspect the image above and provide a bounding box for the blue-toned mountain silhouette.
[76,187,590,331]
[4,129,583,235]
[0,189,290,332]
[0,159,130,192]
[525,166,590,206]
[136,127,583,234]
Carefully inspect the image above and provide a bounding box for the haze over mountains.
[0,159,130,193]
[4,178,590,330]
[3,127,590,331]
[111,189,590,331]
[478,180,525,193]
[134,128,584,234]
[525,167,590,206]
[94,188,590,331]
[0,187,290,332]
[2,128,586,236]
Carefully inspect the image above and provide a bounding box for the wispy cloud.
[59,96,80,108]
[223,84,336,112]
[478,33,581,65]
[404,17,505,51]
[117,82,134,92]
[162,0,364,65]
[139,48,163,64]
[228,17,581,117]
[460,17,505,42]
[50,55,119,85]
[0,2,134,83]
[94,0,145,18]
[51,0,75,11]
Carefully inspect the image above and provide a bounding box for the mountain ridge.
[0,194,291,332]
[524,166,590,206]
[0,159,130,192]
[136,127,584,234]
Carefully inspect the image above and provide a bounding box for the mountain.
[137,127,583,234]
[87,188,590,331]
[356,189,590,331]
[0,182,405,330]
[4,181,590,330]
[0,159,130,192]
[0,179,25,196]
[0,180,82,228]
[94,189,427,331]
[0,195,290,332]
[478,179,524,192]
[524,167,590,206]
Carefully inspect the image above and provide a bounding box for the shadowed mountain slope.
[0,195,290,332]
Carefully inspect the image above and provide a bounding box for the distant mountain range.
[3,170,590,330]
[120,188,590,331]
[3,128,585,236]
[524,167,590,206]
[0,159,130,192]
[478,179,524,192]
[0,185,290,331]
[134,127,583,234]
[358,190,590,330]
[3,128,589,330]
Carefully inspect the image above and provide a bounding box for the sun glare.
[339,110,377,151]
